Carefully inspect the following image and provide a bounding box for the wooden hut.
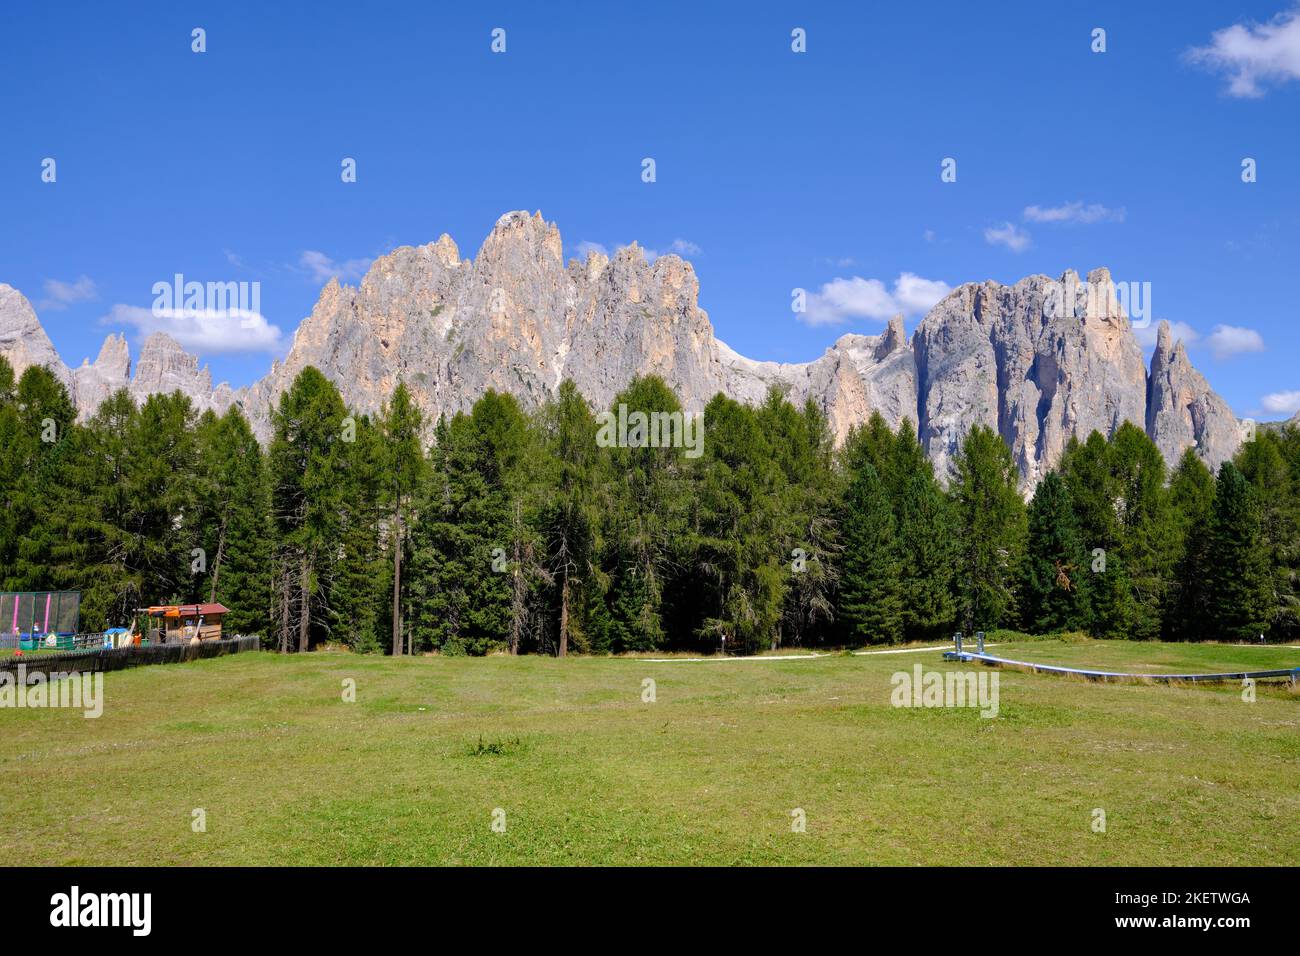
[142,603,230,643]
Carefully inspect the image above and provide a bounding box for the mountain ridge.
[0,210,1248,488]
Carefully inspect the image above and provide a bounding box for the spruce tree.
[1022,471,1090,633]
[1164,448,1216,640]
[837,461,903,643]
[1204,462,1271,641]
[690,393,785,653]
[539,380,599,656]
[599,376,692,652]
[950,425,1027,633]
[891,421,957,642]
[407,392,534,655]
[1235,432,1299,639]
[380,382,425,654]
[267,367,350,652]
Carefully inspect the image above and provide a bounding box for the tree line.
[1,353,1295,653]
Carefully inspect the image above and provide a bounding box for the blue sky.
[3,0,1299,418]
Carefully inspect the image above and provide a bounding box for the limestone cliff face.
[72,333,130,415]
[244,211,730,438]
[0,213,1247,489]
[913,268,1150,486]
[1146,320,1244,468]
[0,284,72,390]
[0,284,234,418]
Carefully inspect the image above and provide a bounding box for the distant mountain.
[0,211,1249,489]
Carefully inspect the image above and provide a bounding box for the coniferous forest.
[2,353,1296,655]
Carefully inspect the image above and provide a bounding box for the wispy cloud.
[103,304,283,355]
[984,222,1031,252]
[38,275,98,311]
[668,238,702,256]
[799,273,951,327]
[1206,323,1265,359]
[1187,6,1300,97]
[299,250,373,284]
[1023,201,1126,225]
[1261,390,1300,415]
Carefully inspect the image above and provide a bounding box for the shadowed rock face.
[0,212,1245,489]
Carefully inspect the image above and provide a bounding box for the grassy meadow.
[1,638,1297,866]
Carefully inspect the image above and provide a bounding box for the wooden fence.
[0,635,261,678]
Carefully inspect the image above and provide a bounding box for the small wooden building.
[143,603,230,643]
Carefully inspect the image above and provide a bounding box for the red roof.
[147,603,229,617]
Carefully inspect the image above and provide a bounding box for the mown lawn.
[1,639,1296,865]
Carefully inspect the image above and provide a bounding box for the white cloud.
[299,250,372,284]
[1261,390,1300,415]
[893,273,953,315]
[104,304,283,355]
[800,273,951,327]
[1206,324,1265,359]
[669,238,702,256]
[1023,201,1126,225]
[1134,321,1200,349]
[1187,7,1300,97]
[574,240,610,259]
[984,222,1031,252]
[38,275,98,311]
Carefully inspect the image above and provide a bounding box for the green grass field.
[2,638,1297,865]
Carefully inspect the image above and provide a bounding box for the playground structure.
[944,632,1300,685]
[1,591,82,651]
[2,593,232,654]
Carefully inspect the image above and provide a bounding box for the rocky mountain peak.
[90,332,131,378]
[874,314,906,360]
[0,216,1248,492]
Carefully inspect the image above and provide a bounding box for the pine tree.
[407,392,535,655]
[3,365,79,593]
[599,376,692,653]
[380,382,425,655]
[1235,431,1300,639]
[267,367,350,652]
[539,380,599,656]
[950,425,1027,633]
[690,393,785,654]
[838,462,903,643]
[775,398,840,647]
[1204,462,1271,641]
[328,413,390,651]
[891,421,957,642]
[1164,448,1216,640]
[188,406,271,636]
[1105,422,1172,640]
[1022,471,1090,632]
